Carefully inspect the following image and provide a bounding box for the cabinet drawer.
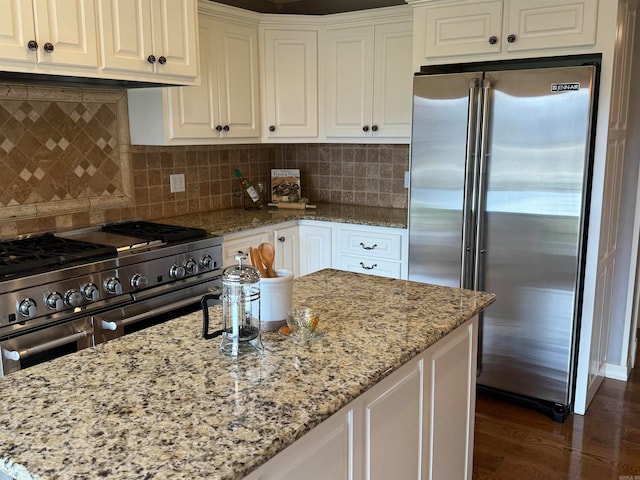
[339,229,403,260]
[337,255,402,279]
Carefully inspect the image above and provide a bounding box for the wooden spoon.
[249,246,268,277]
[259,243,277,278]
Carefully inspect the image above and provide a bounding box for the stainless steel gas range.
[0,221,222,376]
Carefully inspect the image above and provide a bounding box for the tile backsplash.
[0,83,408,239]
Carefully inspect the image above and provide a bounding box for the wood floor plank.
[474,335,640,479]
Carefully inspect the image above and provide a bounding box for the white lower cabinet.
[226,221,407,279]
[223,221,299,276]
[298,221,333,276]
[223,227,273,268]
[246,316,479,480]
[273,224,299,276]
[333,223,408,279]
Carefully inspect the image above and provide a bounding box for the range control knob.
[105,277,123,295]
[131,273,148,290]
[83,283,99,301]
[64,289,83,307]
[170,264,186,279]
[200,254,215,270]
[184,258,198,275]
[18,298,37,318]
[45,292,63,310]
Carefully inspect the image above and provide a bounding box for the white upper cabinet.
[128,4,260,145]
[409,0,599,66]
[99,0,198,83]
[0,0,98,72]
[167,12,260,141]
[325,18,413,141]
[260,27,319,141]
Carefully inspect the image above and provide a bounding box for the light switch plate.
[170,173,185,193]
[404,171,410,189]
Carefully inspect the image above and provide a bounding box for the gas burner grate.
[0,233,118,279]
[101,221,207,243]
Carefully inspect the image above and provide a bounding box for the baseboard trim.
[605,363,630,381]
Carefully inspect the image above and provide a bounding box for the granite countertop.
[0,270,494,480]
[156,203,408,237]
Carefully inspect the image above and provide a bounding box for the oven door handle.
[2,331,89,362]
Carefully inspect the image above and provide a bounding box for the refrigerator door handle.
[461,78,481,290]
[474,78,492,292]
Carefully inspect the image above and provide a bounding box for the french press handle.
[201,292,223,340]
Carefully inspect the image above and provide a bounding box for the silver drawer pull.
[360,262,378,270]
[359,242,378,250]
[2,330,88,361]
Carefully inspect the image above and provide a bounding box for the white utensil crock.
[259,269,294,331]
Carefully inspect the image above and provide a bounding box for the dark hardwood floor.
[473,346,640,479]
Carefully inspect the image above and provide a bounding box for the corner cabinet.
[245,316,479,480]
[98,0,198,84]
[298,221,332,276]
[325,16,413,142]
[409,0,599,66]
[127,4,261,145]
[260,26,319,141]
[0,0,98,74]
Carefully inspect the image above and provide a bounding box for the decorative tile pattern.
[0,95,123,207]
[0,81,409,239]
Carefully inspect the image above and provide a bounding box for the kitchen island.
[0,270,494,480]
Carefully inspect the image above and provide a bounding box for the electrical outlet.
[170,174,185,193]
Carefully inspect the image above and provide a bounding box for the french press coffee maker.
[202,254,263,357]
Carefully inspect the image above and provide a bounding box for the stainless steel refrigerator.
[408,60,597,418]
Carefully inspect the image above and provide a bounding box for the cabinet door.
[167,17,217,139]
[325,26,375,138]
[298,224,332,276]
[33,0,98,68]
[223,230,272,267]
[99,0,154,74]
[505,0,598,52]
[244,406,356,480]
[423,318,477,480]
[262,29,318,139]
[363,357,423,480]
[0,0,37,65]
[99,0,197,79]
[372,21,413,138]
[149,0,198,78]
[273,225,299,277]
[421,1,503,59]
[213,18,260,139]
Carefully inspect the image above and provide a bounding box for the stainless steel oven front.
[93,276,222,344]
[0,317,93,376]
